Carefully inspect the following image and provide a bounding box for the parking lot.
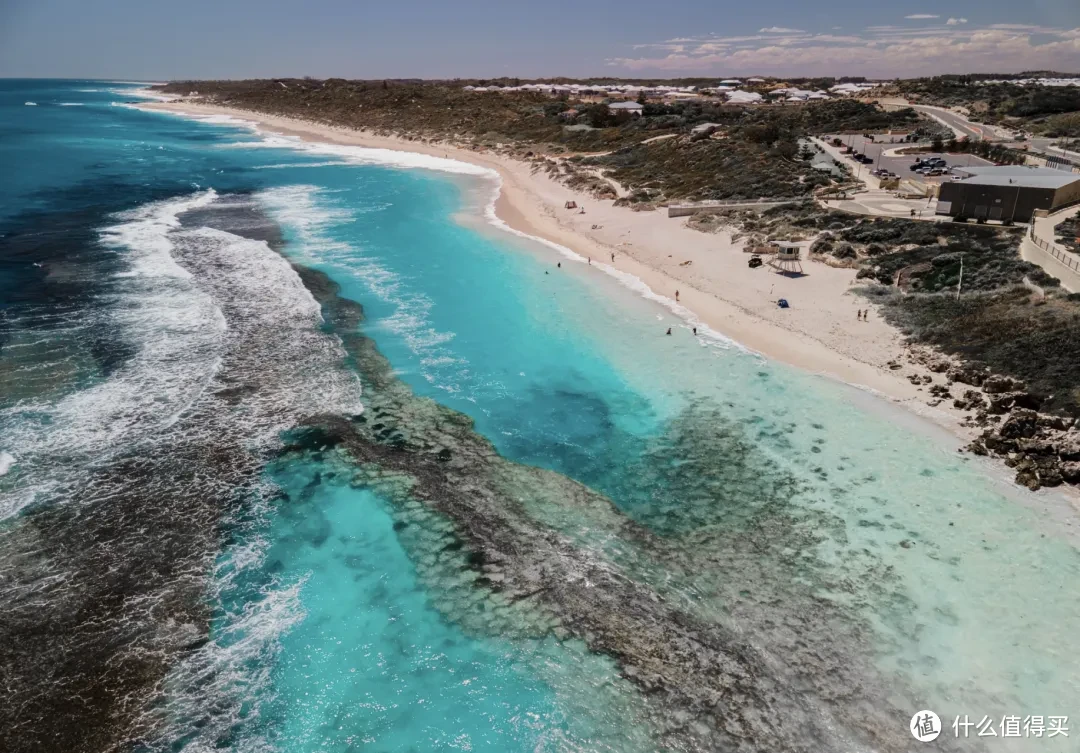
[822,134,995,186]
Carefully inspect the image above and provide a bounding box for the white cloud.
[608,24,1080,77]
[905,14,940,19]
[759,27,805,33]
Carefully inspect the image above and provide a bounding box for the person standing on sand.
[588,257,591,265]
[675,290,680,302]
[611,252,615,262]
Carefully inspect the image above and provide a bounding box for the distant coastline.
[136,99,986,442]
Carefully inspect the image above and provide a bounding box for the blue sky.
[2,0,1079,79]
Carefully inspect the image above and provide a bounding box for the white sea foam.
[146,106,495,177]
[254,160,352,170]
[56,102,85,106]
[146,571,309,753]
[24,102,36,106]
[0,452,15,477]
[152,105,743,354]
[256,185,465,387]
[0,191,227,519]
[116,86,178,102]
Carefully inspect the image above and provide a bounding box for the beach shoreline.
[137,99,976,443]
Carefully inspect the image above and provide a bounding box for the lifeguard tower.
[767,241,805,275]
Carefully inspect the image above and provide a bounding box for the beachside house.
[726,90,764,104]
[609,101,644,116]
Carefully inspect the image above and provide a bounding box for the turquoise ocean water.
[2,80,1079,753]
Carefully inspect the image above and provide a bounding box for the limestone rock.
[982,374,1026,395]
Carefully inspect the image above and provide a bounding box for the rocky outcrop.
[946,365,987,387]
[952,389,986,411]
[967,408,1080,490]
[981,374,1026,394]
[903,345,1077,492]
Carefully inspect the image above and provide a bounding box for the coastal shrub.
[882,288,1080,415]
[1056,217,1079,253]
[838,217,941,246]
[152,79,931,204]
[896,76,1080,131]
[1036,112,1080,138]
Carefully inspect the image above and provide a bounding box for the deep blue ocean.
[2,80,1080,753]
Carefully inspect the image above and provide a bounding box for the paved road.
[1024,206,1080,293]
[823,133,993,186]
[910,105,1080,164]
[910,105,996,141]
[1022,137,1080,163]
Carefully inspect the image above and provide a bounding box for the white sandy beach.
[139,99,975,441]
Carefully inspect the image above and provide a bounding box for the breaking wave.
[0,190,225,518]
[256,184,465,386]
[1,189,364,751]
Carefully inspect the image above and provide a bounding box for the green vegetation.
[850,220,1054,291]
[939,136,1026,165]
[156,80,920,203]
[693,203,1077,413]
[1034,112,1080,138]
[577,138,833,203]
[1057,217,1079,253]
[876,288,1080,415]
[894,75,1080,132]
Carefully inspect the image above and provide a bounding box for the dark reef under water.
[0,191,973,753]
[275,264,951,753]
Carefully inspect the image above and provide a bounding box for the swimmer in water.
[666,327,672,336]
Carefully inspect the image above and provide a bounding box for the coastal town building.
[455,80,887,105]
[726,90,764,104]
[609,101,644,115]
[936,166,1080,223]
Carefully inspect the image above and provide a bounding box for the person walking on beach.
[675,290,680,302]
[666,327,672,336]
[588,257,591,265]
[610,252,615,262]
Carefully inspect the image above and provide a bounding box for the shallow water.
[2,80,1079,753]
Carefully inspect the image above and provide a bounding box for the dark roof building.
[937,166,1080,223]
